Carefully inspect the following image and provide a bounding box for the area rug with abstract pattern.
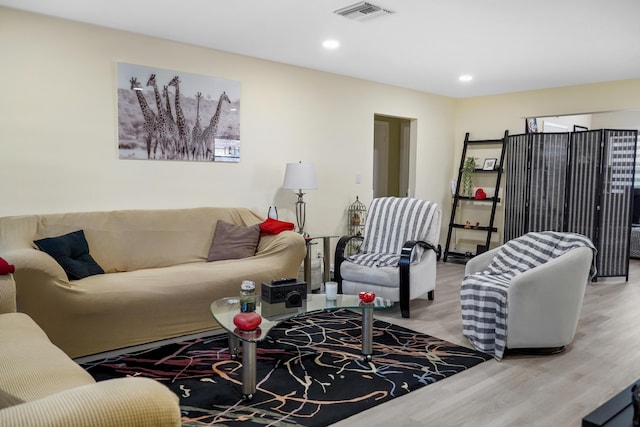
[81,309,491,426]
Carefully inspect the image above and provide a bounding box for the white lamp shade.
[282,162,318,190]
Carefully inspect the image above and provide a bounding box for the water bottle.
[240,280,256,312]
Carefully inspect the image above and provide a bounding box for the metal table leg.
[304,240,312,293]
[361,307,373,361]
[322,237,332,283]
[242,340,257,400]
[228,334,239,359]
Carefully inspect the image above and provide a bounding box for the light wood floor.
[332,259,640,427]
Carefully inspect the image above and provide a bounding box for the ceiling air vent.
[334,2,394,22]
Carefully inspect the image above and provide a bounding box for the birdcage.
[346,196,367,255]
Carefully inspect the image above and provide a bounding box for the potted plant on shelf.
[461,157,477,197]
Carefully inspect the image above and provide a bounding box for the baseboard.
[74,329,225,364]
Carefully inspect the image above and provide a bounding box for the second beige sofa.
[0,274,182,427]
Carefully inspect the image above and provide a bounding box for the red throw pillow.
[0,257,15,275]
[259,218,295,236]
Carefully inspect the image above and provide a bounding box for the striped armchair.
[461,231,596,360]
[335,197,442,318]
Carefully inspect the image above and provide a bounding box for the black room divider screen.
[504,129,638,279]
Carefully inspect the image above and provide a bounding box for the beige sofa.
[0,207,306,358]
[0,274,182,427]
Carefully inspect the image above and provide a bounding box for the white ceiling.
[2,0,639,98]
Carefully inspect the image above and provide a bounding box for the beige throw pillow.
[207,221,260,262]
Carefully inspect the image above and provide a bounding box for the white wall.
[4,7,638,250]
[591,110,640,131]
[453,80,640,250]
[0,7,455,241]
[534,114,592,132]
[456,81,640,145]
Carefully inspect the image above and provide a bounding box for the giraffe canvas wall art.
[117,62,240,162]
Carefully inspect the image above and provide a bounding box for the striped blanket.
[347,197,439,268]
[460,231,596,360]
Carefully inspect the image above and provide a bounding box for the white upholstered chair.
[461,231,595,360]
[334,197,441,318]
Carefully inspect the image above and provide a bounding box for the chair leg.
[400,298,410,318]
[399,255,411,318]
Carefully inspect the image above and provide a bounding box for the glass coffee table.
[210,294,393,399]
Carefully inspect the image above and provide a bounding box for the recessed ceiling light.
[322,39,340,50]
[459,74,473,82]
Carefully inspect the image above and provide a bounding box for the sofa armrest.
[255,230,306,260]
[0,274,16,314]
[507,246,593,347]
[4,248,70,289]
[254,230,306,278]
[464,247,501,276]
[0,377,181,427]
[399,240,436,318]
[2,248,73,322]
[256,230,306,256]
[333,235,363,292]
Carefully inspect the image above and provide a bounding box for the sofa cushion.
[33,230,104,280]
[208,221,260,262]
[0,388,23,409]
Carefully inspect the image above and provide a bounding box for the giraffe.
[162,85,176,126]
[191,92,203,160]
[162,84,180,158]
[168,76,190,159]
[201,91,231,161]
[146,74,177,158]
[129,77,157,159]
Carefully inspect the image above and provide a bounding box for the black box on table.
[261,278,307,307]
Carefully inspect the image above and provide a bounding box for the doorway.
[373,115,412,198]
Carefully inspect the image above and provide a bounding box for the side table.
[303,235,339,292]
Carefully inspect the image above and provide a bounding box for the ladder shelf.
[443,131,509,263]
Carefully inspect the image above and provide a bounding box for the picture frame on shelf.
[482,158,497,170]
[573,125,589,132]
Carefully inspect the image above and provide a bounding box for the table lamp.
[282,161,317,236]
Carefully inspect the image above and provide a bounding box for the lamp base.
[295,191,307,235]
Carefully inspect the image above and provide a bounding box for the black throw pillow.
[34,230,104,280]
